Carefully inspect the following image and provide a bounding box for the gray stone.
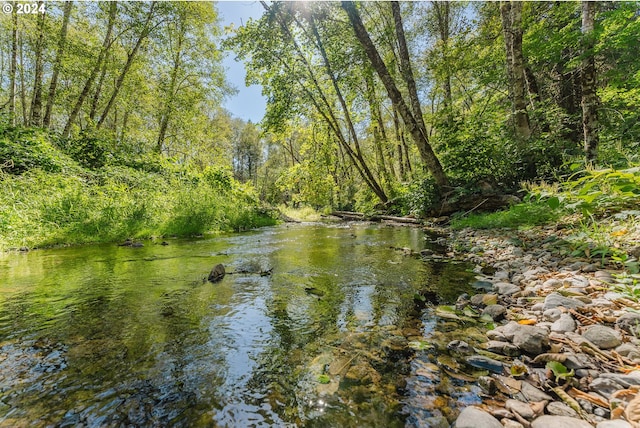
[485,340,520,357]
[531,415,593,428]
[543,308,563,322]
[617,312,640,335]
[542,278,564,289]
[506,399,534,420]
[502,420,525,428]
[520,381,553,402]
[615,343,640,360]
[454,406,502,428]
[486,329,507,341]
[589,377,624,398]
[512,325,549,355]
[551,313,577,333]
[598,371,640,388]
[470,294,487,307]
[596,420,633,428]
[495,282,521,295]
[483,304,507,321]
[447,340,472,354]
[543,293,586,310]
[564,353,593,370]
[546,401,579,418]
[582,325,622,349]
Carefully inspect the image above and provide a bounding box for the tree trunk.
[432,1,452,116]
[8,8,17,126]
[500,1,531,140]
[63,1,116,136]
[97,2,157,129]
[342,1,448,189]
[29,2,46,127]
[157,18,185,153]
[19,34,28,124]
[308,13,388,202]
[581,1,599,164]
[89,51,109,121]
[44,1,72,128]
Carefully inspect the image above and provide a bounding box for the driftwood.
[331,211,422,225]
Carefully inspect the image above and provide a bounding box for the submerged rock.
[208,263,225,282]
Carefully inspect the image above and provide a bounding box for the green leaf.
[547,196,560,210]
[317,374,331,384]
[546,361,574,383]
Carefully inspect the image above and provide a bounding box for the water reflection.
[0,223,474,427]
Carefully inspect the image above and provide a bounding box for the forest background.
[0,1,638,250]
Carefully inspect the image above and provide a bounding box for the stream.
[0,222,482,427]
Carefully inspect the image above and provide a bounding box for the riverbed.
[0,222,478,427]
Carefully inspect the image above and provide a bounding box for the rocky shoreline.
[442,223,640,428]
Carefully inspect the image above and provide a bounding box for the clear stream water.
[0,223,480,427]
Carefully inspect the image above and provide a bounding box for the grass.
[450,201,562,230]
[278,205,323,222]
[0,127,276,251]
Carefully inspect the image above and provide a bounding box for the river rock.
[616,312,640,335]
[454,406,502,428]
[465,355,503,373]
[546,401,579,418]
[506,399,534,420]
[543,308,563,322]
[596,420,633,428]
[615,343,640,360]
[494,282,521,296]
[597,371,640,388]
[589,377,624,398]
[208,263,226,282]
[485,340,519,357]
[531,415,593,428]
[512,325,549,355]
[502,420,525,428]
[551,313,577,333]
[482,304,507,321]
[543,293,585,310]
[521,381,553,402]
[582,325,621,349]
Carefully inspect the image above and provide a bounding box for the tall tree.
[342,1,449,188]
[580,0,599,163]
[8,8,17,125]
[97,1,158,129]
[44,1,73,128]
[500,1,531,140]
[63,1,117,136]
[29,2,46,126]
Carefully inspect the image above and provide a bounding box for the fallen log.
[371,215,422,225]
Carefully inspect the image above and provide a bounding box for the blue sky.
[217,1,267,123]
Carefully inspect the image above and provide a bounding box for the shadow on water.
[0,223,478,427]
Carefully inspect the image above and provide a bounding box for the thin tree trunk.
[97,2,157,129]
[308,14,388,202]
[29,2,46,126]
[500,1,531,140]
[157,19,185,153]
[8,8,17,126]
[432,1,452,117]
[581,1,599,163]
[364,70,392,190]
[19,35,27,124]
[89,51,109,121]
[343,1,448,188]
[64,1,116,136]
[44,1,72,128]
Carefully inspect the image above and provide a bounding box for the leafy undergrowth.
[451,165,640,276]
[450,201,563,230]
[0,127,276,251]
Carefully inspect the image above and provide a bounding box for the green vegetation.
[0,126,275,251]
[451,201,562,230]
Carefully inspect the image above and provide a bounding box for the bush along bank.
[439,168,640,427]
[0,127,276,251]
